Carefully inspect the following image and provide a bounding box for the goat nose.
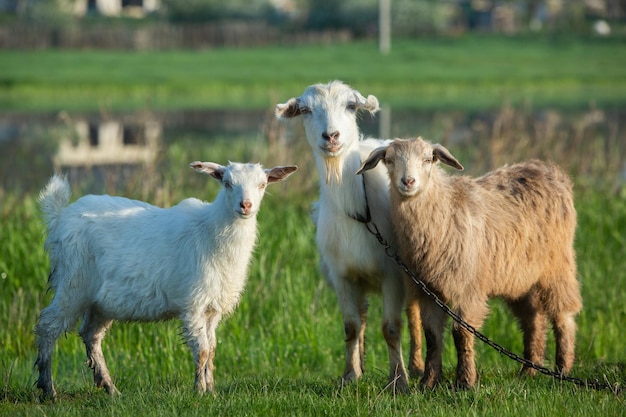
[402,177,415,187]
[240,200,252,212]
[322,131,340,141]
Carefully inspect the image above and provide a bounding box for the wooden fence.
[0,22,352,50]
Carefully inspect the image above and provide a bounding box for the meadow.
[1,36,626,415]
[1,35,625,112]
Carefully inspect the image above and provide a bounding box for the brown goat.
[358,137,582,389]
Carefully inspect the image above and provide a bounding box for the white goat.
[276,80,423,391]
[358,137,582,389]
[35,161,297,400]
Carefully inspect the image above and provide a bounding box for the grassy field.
[1,35,626,415]
[1,35,625,112]
[1,127,625,416]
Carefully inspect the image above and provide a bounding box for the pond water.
[1,106,624,198]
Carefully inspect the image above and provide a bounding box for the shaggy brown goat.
[358,137,582,389]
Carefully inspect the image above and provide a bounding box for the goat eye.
[223,181,232,189]
[258,183,267,190]
[423,158,433,164]
[384,158,394,165]
[346,103,357,111]
[300,107,311,115]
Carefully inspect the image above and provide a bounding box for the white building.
[65,0,160,18]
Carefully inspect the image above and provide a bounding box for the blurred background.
[1,0,623,46]
[0,0,624,197]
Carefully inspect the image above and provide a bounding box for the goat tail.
[38,174,70,229]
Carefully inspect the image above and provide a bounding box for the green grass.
[1,35,625,112]
[1,131,625,416]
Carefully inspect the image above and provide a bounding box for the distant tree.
[15,0,75,27]
[161,0,274,23]
[392,0,458,35]
[302,0,377,35]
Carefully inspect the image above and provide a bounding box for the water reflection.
[54,117,161,169]
[0,106,624,197]
[0,109,270,196]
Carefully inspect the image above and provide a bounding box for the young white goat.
[358,137,582,389]
[35,162,297,400]
[276,81,423,391]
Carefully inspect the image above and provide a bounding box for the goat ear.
[353,92,380,114]
[356,146,387,175]
[266,165,298,184]
[275,98,301,119]
[190,161,226,181]
[432,144,464,171]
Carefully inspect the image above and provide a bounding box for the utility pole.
[379,0,391,54]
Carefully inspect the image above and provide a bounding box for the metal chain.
[364,220,622,394]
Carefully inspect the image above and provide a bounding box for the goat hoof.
[419,376,441,390]
[455,377,475,390]
[390,379,410,394]
[341,369,361,383]
[409,364,425,379]
[38,389,57,403]
[518,366,537,377]
[105,384,121,397]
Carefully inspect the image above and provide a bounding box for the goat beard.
[324,156,342,184]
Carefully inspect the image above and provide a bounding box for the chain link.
[365,220,622,394]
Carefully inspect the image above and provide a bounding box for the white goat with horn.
[276,80,423,391]
[35,161,297,400]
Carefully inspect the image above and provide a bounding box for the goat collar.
[348,168,372,224]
